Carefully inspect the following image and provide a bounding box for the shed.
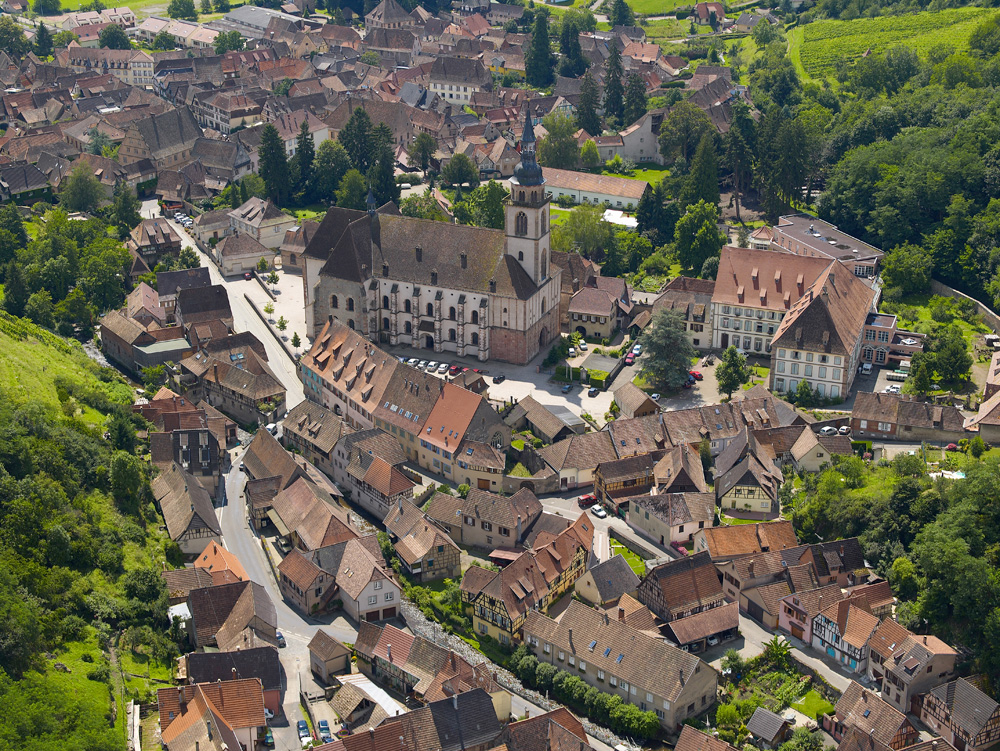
[308,629,351,683]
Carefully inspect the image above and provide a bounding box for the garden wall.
[789,655,842,708]
[930,279,1000,333]
[608,525,660,561]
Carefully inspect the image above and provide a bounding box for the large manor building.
[300,121,561,365]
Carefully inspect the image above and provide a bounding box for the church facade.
[300,121,561,365]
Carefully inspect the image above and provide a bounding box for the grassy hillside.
[788,7,991,80]
[0,315,175,751]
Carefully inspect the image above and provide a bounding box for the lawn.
[625,0,690,15]
[643,17,690,47]
[609,539,647,576]
[289,204,328,221]
[721,513,761,525]
[788,8,991,80]
[601,165,671,185]
[792,689,835,719]
[550,206,573,227]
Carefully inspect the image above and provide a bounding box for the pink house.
[777,584,844,644]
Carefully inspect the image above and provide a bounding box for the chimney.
[178,686,186,705]
[416,245,422,262]
[489,278,496,293]
[369,728,375,738]
[679,669,685,686]
[618,605,625,622]
[387,643,392,661]
[231,667,237,679]
[453,694,458,710]
[923,636,927,645]
[568,627,573,644]
[398,497,403,512]
[383,262,389,277]
[431,269,438,285]
[213,363,219,383]
[461,251,467,269]
[748,561,755,578]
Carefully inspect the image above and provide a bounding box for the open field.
[643,17,689,46]
[627,0,690,14]
[602,165,670,184]
[788,8,991,80]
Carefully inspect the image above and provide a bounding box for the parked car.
[588,387,599,396]
[819,426,838,436]
[707,635,720,647]
[276,631,286,647]
[561,384,572,393]
[426,361,438,371]
[297,720,311,743]
[579,341,588,351]
[417,360,428,369]
[264,728,275,747]
[407,358,419,366]
[577,493,596,508]
[568,347,576,358]
[493,374,505,384]
[689,370,703,380]
[650,393,660,401]
[448,364,461,375]
[625,354,635,365]
[318,720,333,743]
[839,425,851,435]
[590,504,607,518]
[437,363,449,374]
[264,708,275,720]
[632,343,642,355]
[244,272,252,280]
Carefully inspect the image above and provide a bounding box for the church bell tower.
[506,115,550,285]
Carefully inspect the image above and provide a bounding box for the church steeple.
[506,109,550,285]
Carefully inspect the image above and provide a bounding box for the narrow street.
[141,199,305,410]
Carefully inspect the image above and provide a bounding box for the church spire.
[512,108,544,188]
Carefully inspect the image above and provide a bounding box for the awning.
[266,509,291,537]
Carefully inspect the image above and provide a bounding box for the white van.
[861,362,873,376]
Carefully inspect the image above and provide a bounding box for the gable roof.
[928,678,1000,737]
[187,580,277,646]
[639,550,723,618]
[523,599,706,704]
[853,392,966,433]
[698,520,799,559]
[746,707,789,742]
[194,540,248,581]
[836,682,911,747]
[152,462,222,541]
[585,554,640,603]
[538,430,617,471]
[242,428,305,489]
[675,726,739,751]
[185,647,281,692]
[133,105,201,160]
[308,629,351,662]
[158,678,266,733]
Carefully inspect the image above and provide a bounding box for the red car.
[448,365,461,375]
[577,493,597,508]
[689,370,703,380]
[625,354,635,365]
[244,272,252,280]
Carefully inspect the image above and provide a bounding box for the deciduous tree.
[336,168,367,210]
[442,152,479,187]
[60,165,104,213]
[0,17,30,58]
[658,101,712,165]
[674,199,724,272]
[213,29,244,54]
[537,112,579,169]
[716,345,750,398]
[312,140,351,204]
[167,0,197,19]
[98,23,130,49]
[409,131,437,176]
[111,181,141,239]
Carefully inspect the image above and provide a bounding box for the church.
[300,120,562,365]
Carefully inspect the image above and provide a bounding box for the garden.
[609,539,647,576]
[712,639,834,746]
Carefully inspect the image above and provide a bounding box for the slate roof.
[639,551,724,619]
[185,647,281,692]
[152,462,222,541]
[0,162,49,194]
[928,678,999,738]
[746,707,789,743]
[585,554,640,603]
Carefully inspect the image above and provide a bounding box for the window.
[777,362,785,373]
[383,295,389,308]
[347,298,355,311]
[515,211,527,236]
[426,303,434,316]
[543,644,551,654]
[404,321,412,334]
[385,592,394,601]
[471,310,479,324]
[646,692,654,702]
[579,661,586,671]
[331,295,339,309]
[374,580,382,590]
[481,521,492,532]
[368,595,378,605]
[471,332,479,345]
[558,651,565,661]
[404,299,411,313]
[609,676,617,687]
[568,656,575,667]
[860,420,868,429]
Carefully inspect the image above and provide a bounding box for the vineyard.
[788,7,992,79]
